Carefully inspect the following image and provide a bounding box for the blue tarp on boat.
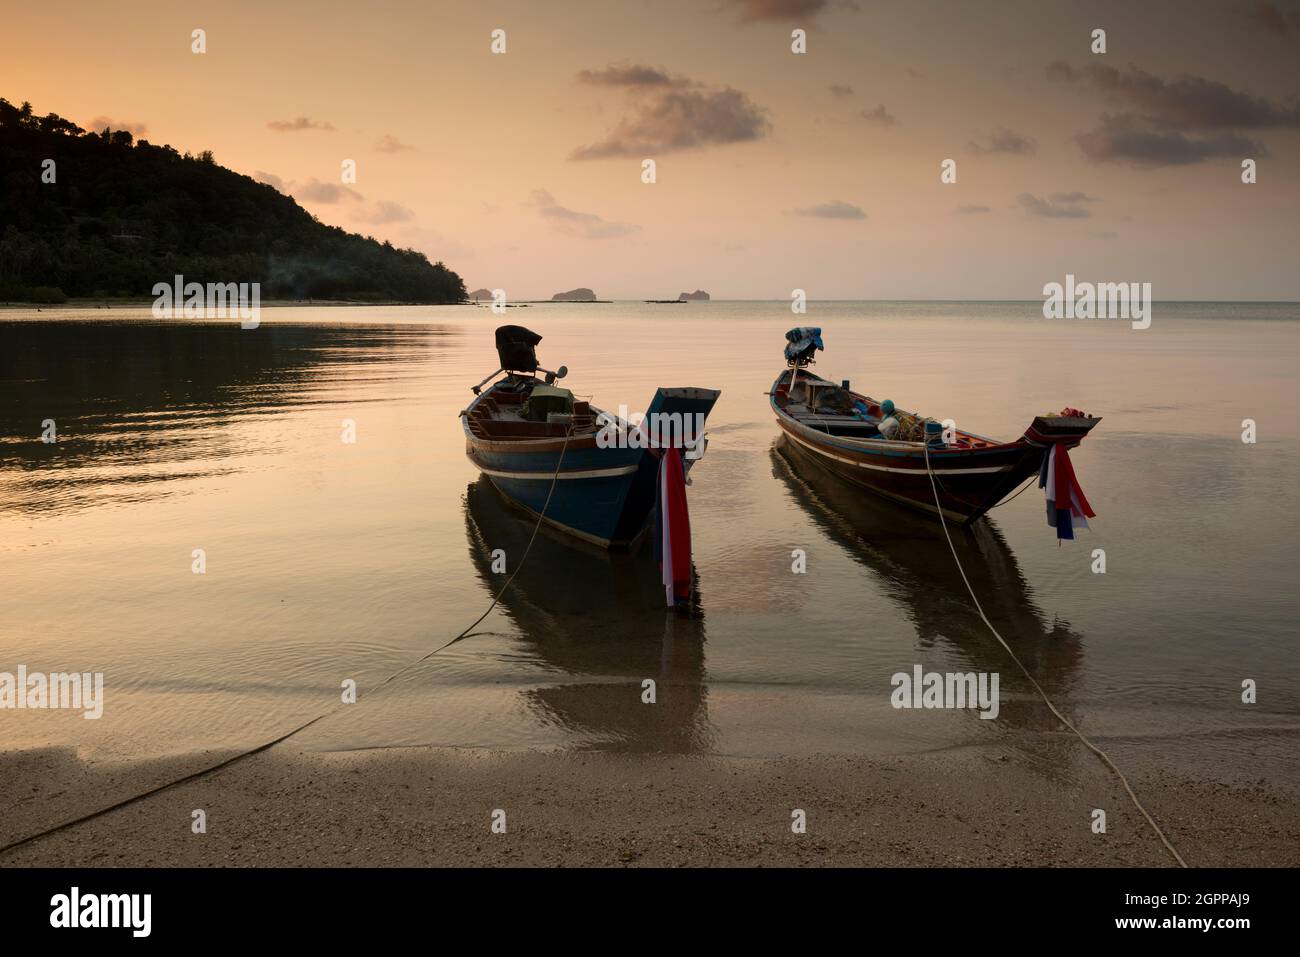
[784,327,824,364]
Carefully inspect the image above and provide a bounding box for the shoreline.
[2,744,1295,867]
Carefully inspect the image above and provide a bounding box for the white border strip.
[476,464,638,481]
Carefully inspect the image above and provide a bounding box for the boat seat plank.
[796,417,878,429]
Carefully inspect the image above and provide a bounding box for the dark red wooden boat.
[771,328,1100,525]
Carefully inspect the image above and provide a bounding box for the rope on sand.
[922,442,1188,868]
[0,428,575,859]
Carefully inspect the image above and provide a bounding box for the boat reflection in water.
[462,476,713,753]
[772,438,1083,737]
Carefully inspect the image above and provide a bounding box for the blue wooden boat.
[461,326,721,548]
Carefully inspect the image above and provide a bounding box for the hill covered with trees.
[0,97,466,303]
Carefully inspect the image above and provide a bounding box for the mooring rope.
[0,425,576,858]
[922,442,1188,867]
[987,473,1038,509]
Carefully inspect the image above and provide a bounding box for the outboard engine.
[495,325,542,374]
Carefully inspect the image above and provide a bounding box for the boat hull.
[468,442,655,547]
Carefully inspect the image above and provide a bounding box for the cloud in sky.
[88,116,147,136]
[571,64,770,159]
[295,178,362,203]
[254,169,422,243]
[1049,60,1295,166]
[374,134,414,153]
[530,189,640,239]
[277,175,421,233]
[794,200,866,220]
[1047,61,1300,130]
[254,171,287,192]
[967,127,1037,155]
[1015,193,1091,218]
[861,104,899,126]
[354,200,415,224]
[830,84,854,98]
[1075,115,1264,166]
[267,116,335,132]
[577,64,681,87]
[256,173,362,203]
[395,225,474,263]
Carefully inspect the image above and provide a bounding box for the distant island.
[0,97,466,304]
[467,288,493,301]
[551,287,596,302]
[678,289,710,301]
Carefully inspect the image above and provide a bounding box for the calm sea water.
[2,302,1297,786]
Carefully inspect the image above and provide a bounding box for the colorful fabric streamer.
[656,446,693,606]
[1038,443,1095,541]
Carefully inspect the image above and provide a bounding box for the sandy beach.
[2,744,1296,868]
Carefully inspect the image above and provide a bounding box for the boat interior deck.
[465,378,600,440]
[775,370,999,448]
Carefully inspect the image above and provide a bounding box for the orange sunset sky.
[4,0,1298,299]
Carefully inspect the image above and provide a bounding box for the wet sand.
[2,744,1295,867]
